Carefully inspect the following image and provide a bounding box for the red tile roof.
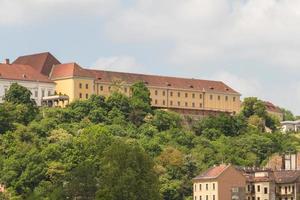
[264,101,282,113]
[50,63,94,80]
[193,164,230,180]
[89,70,240,94]
[13,52,61,76]
[274,171,300,183]
[0,63,54,83]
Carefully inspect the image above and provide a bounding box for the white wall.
[0,79,56,106]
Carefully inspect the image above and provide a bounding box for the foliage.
[0,84,299,200]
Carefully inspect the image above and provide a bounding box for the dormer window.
[166,82,171,86]
[22,74,27,78]
[189,85,194,88]
[210,86,214,90]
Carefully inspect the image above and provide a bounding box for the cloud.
[210,71,263,98]
[0,0,119,26]
[92,55,145,73]
[105,0,300,69]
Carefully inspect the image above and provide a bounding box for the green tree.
[3,83,35,106]
[96,139,160,200]
[280,108,295,121]
[129,82,152,126]
[0,104,14,134]
[241,97,267,118]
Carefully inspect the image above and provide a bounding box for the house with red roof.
[0,59,56,106]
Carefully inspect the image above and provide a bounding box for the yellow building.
[13,52,241,116]
[193,164,246,200]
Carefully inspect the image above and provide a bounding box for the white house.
[281,120,300,133]
[0,60,55,106]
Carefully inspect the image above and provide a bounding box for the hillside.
[0,83,299,200]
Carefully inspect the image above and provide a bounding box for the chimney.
[3,59,9,64]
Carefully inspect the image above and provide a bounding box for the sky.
[0,0,300,115]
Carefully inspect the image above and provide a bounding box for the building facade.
[194,165,300,200]
[193,164,246,200]
[281,121,300,133]
[6,52,241,115]
[0,61,55,106]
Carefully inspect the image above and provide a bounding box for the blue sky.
[1,0,300,115]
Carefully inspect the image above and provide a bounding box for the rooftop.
[0,63,54,83]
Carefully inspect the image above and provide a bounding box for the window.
[192,93,195,98]
[213,183,215,190]
[86,94,89,99]
[213,195,215,200]
[163,100,166,105]
[185,102,188,107]
[100,86,103,91]
[257,185,260,192]
[124,87,127,93]
[85,84,88,89]
[35,91,38,98]
[264,187,268,194]
[155,90,158,95]
[185,93,188,98]
[257,198,260,200]
[206,184,208,190]
[248,185,251,192]
[233,97,236,102]
[192,102,195,107]
[42,90,45,97]
[79,93,82,98]
[194,184,197,191]
[155,100,158,104]
[48,90,51,96]
[210,95,213,100]
[108,86,111,91]
[163,91,166,96]
[194,196,197,200]
[200,196,202,200]
[225,96,228,101]
[170,92,173,96]
[170,101,173,106]
[218,95,220,100]
[200,103,203,108]
[206,195,208,200]
[199,184,201,191]
[178,92,180,97]
[177,101,180,106]
[79,83,82,88]
[200,94,202,99]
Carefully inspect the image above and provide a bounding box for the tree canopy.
[0,83,299,200]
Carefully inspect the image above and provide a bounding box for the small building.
[266,153,300,171]
[194,164,300,200]
[0,59,56,106]
[243,168,300,200]
[264,101,284,122]
[193,164,246,200]
[281,120,300,133]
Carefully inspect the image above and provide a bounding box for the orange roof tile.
[89,70,240,94]
[264,101,282,113]
[193,164,230,180]
[0,63,54,83]
[13,52,61,76]
[50,63,94,80]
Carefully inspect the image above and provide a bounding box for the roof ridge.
[88,68,223,83]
